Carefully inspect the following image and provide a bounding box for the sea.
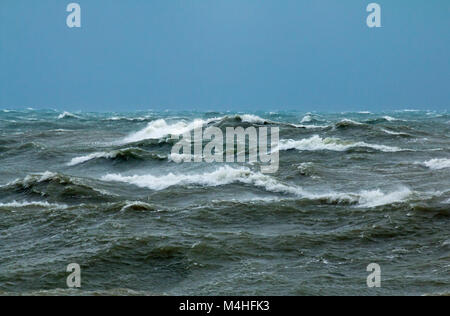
[0,109,449,296]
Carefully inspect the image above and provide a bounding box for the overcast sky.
[0,0,449,112]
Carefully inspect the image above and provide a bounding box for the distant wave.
[101,166,413,207]
[334,119,365,128]
[67,148,166,166]
[57,111,80,120]
[104,116,152,122]
[277,135,403,152]
[422,158,450,170]
[122,114,360,145]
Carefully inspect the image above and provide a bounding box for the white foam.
[277,135,402,152]
[101,166,412,207]
[422,158,450,170]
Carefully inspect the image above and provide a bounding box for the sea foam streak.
[422,158,450,170]
[277,135,402,152]
[0,201,67,209]
[101,166,412,207]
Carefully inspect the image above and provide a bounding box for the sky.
[0,0,449,112]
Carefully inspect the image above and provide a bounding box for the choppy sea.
[0,109,449,296]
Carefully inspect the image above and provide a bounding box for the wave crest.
[67,148,166,166]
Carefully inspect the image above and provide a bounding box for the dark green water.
[0,109,449,295]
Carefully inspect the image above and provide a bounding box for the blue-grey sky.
[0,0,449,112]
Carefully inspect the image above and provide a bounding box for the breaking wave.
[122,117,222,143]
[101,166,413,207]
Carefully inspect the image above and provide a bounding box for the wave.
[118,201,158,212]
[422,158,450,170]
[122,117,222,143]
[357,188,412,208]
[57,112,80,120]
[121,114,334,144]
[101,166,413,207]
[334,119,365,128]
[277,135,403,152]
[2,171,115,202]
[5,171,61,187]
[67,148,166,166]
